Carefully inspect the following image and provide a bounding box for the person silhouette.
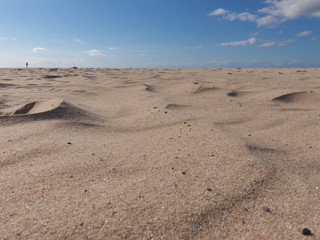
[26,62,28,68]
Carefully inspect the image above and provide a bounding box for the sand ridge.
[1,68,320,239]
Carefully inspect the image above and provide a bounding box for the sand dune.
[13,98,63,114]
[0,98,103,125]
[272,91,320,104]
[1,68,320,239]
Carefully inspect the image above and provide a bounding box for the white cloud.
[219,37,256,47]
[209,0,320,27]
[74,38,83,43]
[297,30,312,37]
[256,15,280,27]
[212,11,257,22]
[226,12,256,22]
[259,0,320,20]
[109,47,117,50]
[208,8,229,16]
[85,49,106,56]
[32,47,47,53]
[258,39,295,47]
[138,53,147,57]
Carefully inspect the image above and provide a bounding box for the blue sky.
[0,0,319,68]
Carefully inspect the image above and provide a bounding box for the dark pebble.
[207,188,212,192]
[182,171,186,175]
[84,189,88,192]
[302,228,312,236]
[67,142,72,145]
[262,206,271,212]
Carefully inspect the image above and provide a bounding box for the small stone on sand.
[262,206,271,212]
[302,228,312,236]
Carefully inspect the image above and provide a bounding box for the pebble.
[182,171,186,175]
[67,142,72,145]
[262,206,271,212]
[302,228,312,236]
[207,188,212,192]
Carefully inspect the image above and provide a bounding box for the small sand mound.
[227,90,251,97]
[13,99,63,115]
[165,104,189,109]
[193,86,219,94]
[227,91,238,97]
[0,99,103,125]
[144,84,156,92]
[42,75,62,79]
[272,91,319,103]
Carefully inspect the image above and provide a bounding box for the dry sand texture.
[1,68,320,239]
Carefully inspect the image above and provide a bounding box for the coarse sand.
[1,68,320,239]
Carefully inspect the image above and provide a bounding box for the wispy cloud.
[138,53,147,57]
[191,46,203,50]
[32,47,47,53]
[85,49,106,57]
[219,37,256,47]
[109,47,117,50]
[297,31,312,37]
[209,0,320,27]
[74,38,83,43]
[0,36,16,41]
[258,39,296,47]
[209,8,256,22]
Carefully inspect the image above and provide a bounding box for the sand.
[0,67,320,239]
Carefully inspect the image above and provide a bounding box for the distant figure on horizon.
[26,62,29,68]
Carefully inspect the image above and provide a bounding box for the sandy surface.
[1,68,320,239]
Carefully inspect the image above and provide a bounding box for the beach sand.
[1,68,320,239]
